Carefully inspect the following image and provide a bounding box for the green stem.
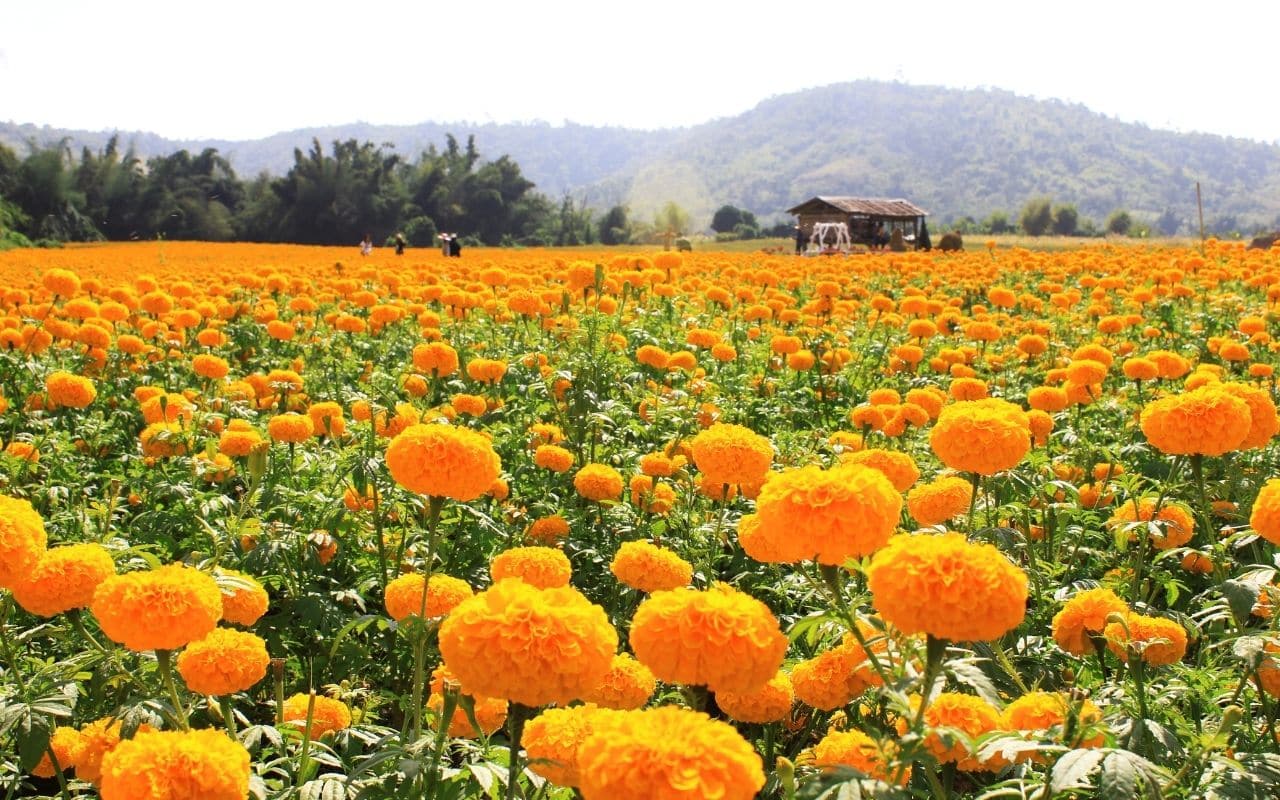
[991,639,1029,694]
[506,703,531,800]
[912,635,948,730]
[220,696,239,739]
[966,472,980,535]
[0,595,26,695]
[817,565,891,685]
[423,685,460,800]
[295,692,317,792]
[155,649,190,731]
[410,495,446,743]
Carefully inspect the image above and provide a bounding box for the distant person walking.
[794,225,805,255]
[439,233,452,256]
[359,233,373,256]
[394,233,406,255]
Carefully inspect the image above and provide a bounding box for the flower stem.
[220,696,240,739]
[505,703,531,800]
[912,635,948,730]
[155,649,190,731]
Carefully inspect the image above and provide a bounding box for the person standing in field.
[359,233,373,256]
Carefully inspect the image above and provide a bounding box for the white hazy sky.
[3,0,1277,144]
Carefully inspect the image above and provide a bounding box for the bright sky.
[3,0,1277,144]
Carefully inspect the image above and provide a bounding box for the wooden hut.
[787,196,929,248]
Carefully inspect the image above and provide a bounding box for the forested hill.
[6,81,1279,232]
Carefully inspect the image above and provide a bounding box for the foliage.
[1020,197,1054,236]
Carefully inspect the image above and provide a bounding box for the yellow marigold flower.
[1027,386,1069,413]
[716,670,794,723]
[610,540,692,592]
[1051,587,1129,656]
[908,692,1003,771]
[790,624,887,710]
[534,444,575,473]
[577,706,764,800]
[1122,357,1159,381]
[176,627,269,696]
[45,370,97,409]
[384,573,473,621]
[1251,478,1280,545]
[524,704,615,788]
[411,341,459,377]
[751,463,901,565]
[140,421,188,458]
[214,568,270,626]
[450,392,487,417]
[385,423,502,501]
[426,665,508,737]
[267,412,313,443]
[219,426,265,457]
[307,401,346,437]
[840,448,920,491]
[1107,497,1196,550]
[1139,385,1251,456]
[581,652,656,710]
[140,392,196,425]
[867,532,1027,642]
[1002,691,1105,750]
[11,542,114,617]
[0,495,48,590]
[99,728,249,800]
[1104,612,1188,666]
[31,725,83,779]
[528,514,571,544]
[1217,382,1279,450]
[810,728,902,783]
[491,546,572,588]
[630,583,787,693]
[76,717,154,785]
[439,578,617,706]
[42,267,81,297]
[465,357,508,384]
[689,422,773,488]
[906,476,973,527]
[90,563,223,651]
[930,398,1031,476]
[282,692,352,737]
[574,462,624,501]
[638,451,677,477]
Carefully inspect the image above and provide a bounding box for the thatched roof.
[787,196,929,218]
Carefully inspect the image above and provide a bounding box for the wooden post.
[1196,182,1206,252]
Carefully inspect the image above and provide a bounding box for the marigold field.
[5,239,1280,799]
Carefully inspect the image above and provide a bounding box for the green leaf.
[16,713,51,772]
[946,659,1003,707]
[1050,748,1107,793]
[1232,635,1267,669]
[1099,751,1138,800]
[1222,579,1262,623]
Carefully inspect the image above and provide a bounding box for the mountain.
[5,81,1279,233]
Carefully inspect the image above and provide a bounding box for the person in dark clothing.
[794,225,805,255]
[917,221,932,252]
[449,236,462,257]
[394,233,406,255]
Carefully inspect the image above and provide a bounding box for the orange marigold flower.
[45,370,97,409]
[218,426,265,458]
[906,476,973,527]
[307,401,346,438]
[610,540,692,592]
[282,693,352,737]
[715,671,794,723]
[0,495,48,590]
[1251,478,1280,545]
[1002,691,1106,750]
[491,546,572,588]
[267,412,313,443]
[90,563,223,651]
[176,627,269,696]
[574,462,624,501]
[439,578,617,706]
[581,653,657,710]
[411,341,460,378]
[1254,641,1280,697]
[638,451,677,477]
[465,357,508,384]
[1217,382,1279,450]
[689,422,773,488]
[867,532,1027,642]
[1051,587,1128,656]
[214,568,269,626]
[810,728,902,783]
[840,448,920,491]
[42,267,81,297]
[384,573,473,621]
[929,398,1031,476]
[1140,385,1251,456]
[140,422,188,458]
[11,542,114,617]
[385,423,502,501]
[191,353,230,380]
[1027,386,1069,413]
[32,725,83,779]
[751,463,901,565]
[577,706,764,800]
[630,583,787,694]
[908,692,1003,771]
[76,717,155,785]
[450,392,487,417]
[534,444,575,473]
[524,704,614,788]
[1104,612,1188,666]
[140,392,196,425]
[1108,497,1196,550]
[528,514,571,544]
[427,665,508,737]
[1122,357,1159,381]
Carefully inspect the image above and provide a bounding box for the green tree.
[1019,197,1053,236]
[653,201,692,238]
[12,141,100,241]
[1051,204,1079,236]
[598,205,631,245]
[983,211,1012,234]
[1106,209,1132,236]
[711,204,754,234]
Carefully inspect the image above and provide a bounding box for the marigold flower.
[689,422,773,488]
[91,563,223,651]
[1140,385,1251,456]
[906,476,973,527]
[1217,382,1279,450]
[790,624,888,710]
[1108,497,1196,550]
[176,627,269,696]
[867,532,1027,642]
[267,412,313,443]
[219,426,265,457]
[751,463,901,565]
[528,514,571,544]
[76,717,155,785]
[215,568,270,626]
[1122,357,1159,381]
[192,353,229,381]
[426,664,508,737]
[45,370,97,409]
[32,725,83,778]
[491,546,572,588]
[43,267,81,297]
[439,578,617,706]
[385,423,502,501]
[1051,587,1129,656]
[307,401,346,437]
[1002,691,1105,750]
[140,392,195,425]
[630,583,787,693]
[810,728,901,783]
[0,495,48,590]
[1255,641,1280,696]
[384,573,473,621]
[840,448,920,491]
[715,670,793,723]
[282,693,352,737]
[1104,611,1188,666]
[140,422,189,458]
[609,540,692,592]
[97,728,249,800]
[581,652,656,709]
[1027,386,1069,413]
[11,542,115,617]
[411,341,459,377]
[574,462,624,501]
[929,398,1031,476]
[907,692,1003,771]
[534,444,575,473]
[577,706,764,800]
[524,704,614,788]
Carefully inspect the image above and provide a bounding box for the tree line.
[0,134,668,250]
